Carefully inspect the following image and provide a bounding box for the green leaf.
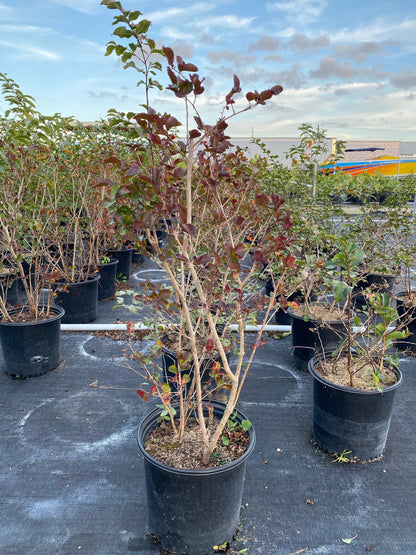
[101,1,122,8]
[115,45,126,56]
[128,10,142,21]
[135,19,152,34]
[333,281,351,304]
[222,436,230,446]
[241,420,252,431]
[104,44,116,56]
[113,26,133,38]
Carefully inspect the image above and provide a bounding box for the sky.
[0,0,416,141]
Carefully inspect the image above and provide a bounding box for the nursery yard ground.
[1,256,416,554]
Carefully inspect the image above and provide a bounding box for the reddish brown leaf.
[136,389,149,402]
[189,129,201,139]
[194,254,211,265]
[162,46,174,66]
[271,85,283,95]
[181,223,196,236]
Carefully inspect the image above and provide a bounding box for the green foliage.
[332,449,352,463]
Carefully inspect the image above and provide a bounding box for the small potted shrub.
[307,238,406,460]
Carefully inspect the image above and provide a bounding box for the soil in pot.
[314,355,399,390]
[144,414,250,470]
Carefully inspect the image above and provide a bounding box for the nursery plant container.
[308,353,402,460]
[132,250,146,265]
[288,307,348,372]
[353,272,395,311]
[96,258,119,300]
[54,275,100,323]
[0,305,64,378]
[106,247,133,280]
[0,273,18,307]
[137,401,255,555]
[264,279,307,325]
[395,291,416,353]
[161,334,231,390]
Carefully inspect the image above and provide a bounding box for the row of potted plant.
[98,2,416,553]
[1,1,416,551]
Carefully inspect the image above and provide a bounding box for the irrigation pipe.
[60,323,393,333]
[60,323,292,332]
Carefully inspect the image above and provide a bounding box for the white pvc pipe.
[60,323,394,333]
[60,323,292,332]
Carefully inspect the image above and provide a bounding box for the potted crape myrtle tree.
[43,152,103,323]
[308,239,406,460]
[0,74,65,377]
[101,2,295,553]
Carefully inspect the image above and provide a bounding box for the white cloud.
[194,14,257,30]
[48,0,98,14]
[330,17,416,44]
[0,2,13,17]
[266,0,328,25]
[0,24,56,34]
[148,3,214,23]
[0,39,61,61]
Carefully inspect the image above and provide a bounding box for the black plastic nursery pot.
[395,291,416,353]
[288,307,348,372]
[131,250,146,265]
[137,402,256,555]
[264,280,306,326]
[308,354,403,460]
[161,335,231,390]
[54,275,100,323]
[353,272,396,311]
[0,305,64,378]
[0,273,18,307]
[96,259,118,300]
[106,247,133,280]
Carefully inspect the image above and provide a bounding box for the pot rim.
[106,247,133,253]
[95,258,119,268]
[0,304,65,326]
[308,352,403,395]
[137,401,256,476]
[287,303,349,325]
[55,274,101,286]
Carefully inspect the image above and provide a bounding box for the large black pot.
[288,306,348,372]
[0,273,18,307]
[106,247,133,280]
[96,259,118,300]
[53,274,100,323]
[0,305,64,378]
[264,279,306,326]
[309,354,402,460]
[395,291,416,353]
[161,334,231,390]
[137,402,255,555]
[352,272,395,311]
